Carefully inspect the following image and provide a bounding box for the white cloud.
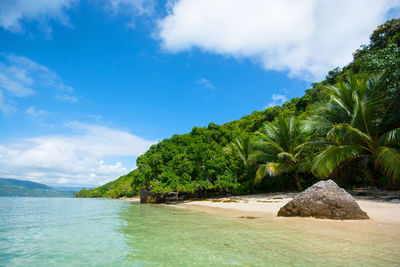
[101,0,156,28]
[55,94,78,103]
[0,122,156,186]
[0,0,77,33]
[157,0,400,80]
[0,65,35,97]
[107,0,155,16]
[0,0,155,33]
[266,94,287,108]
[26,106,48,116]
[196,78,216,89]
[0,54,77,113]
[272,94,287,102]
[0,91,17,114]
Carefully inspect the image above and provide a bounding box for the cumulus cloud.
[0,122,156,186]
[0,54,77,113]
[0,0,77,32]
[266,94,287,108]
[196,78,216,89]
[157,0,400,80]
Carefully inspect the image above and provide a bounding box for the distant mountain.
[54,186,92,193]
[0,178,73,197]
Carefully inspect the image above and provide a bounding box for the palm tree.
[253,116,313,191]
[224,134,254,168]
[311,73,400,188]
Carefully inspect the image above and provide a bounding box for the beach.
[158,194,400,237]
[124,193,400,224]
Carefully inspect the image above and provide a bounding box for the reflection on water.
[0,197,399,266]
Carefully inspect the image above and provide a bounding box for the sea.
[0,197,399,266]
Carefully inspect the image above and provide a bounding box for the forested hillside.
[0,178,73,197]
[76,19,400,198]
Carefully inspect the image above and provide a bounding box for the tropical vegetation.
[311,73,400,188]
[76,18,400,198]
[252,117,314,191]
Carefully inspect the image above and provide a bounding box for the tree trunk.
[294,171,303,191]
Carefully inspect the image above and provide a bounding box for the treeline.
[76,19,400,198]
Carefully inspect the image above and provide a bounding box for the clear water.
[0,197,399,266]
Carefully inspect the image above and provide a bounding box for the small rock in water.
[277,180,369,220]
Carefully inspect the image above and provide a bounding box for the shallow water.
[0,197,399,266]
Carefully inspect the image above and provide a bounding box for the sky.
[0,0,399,187]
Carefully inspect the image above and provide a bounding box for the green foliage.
[310,74,400,188]
[74,170,142,198]
[223,106,282,133]
[136,123,240,194]
[252,117,314,191]
[224,134,255,167]
[354,18,400,57]
[76,18,400,197]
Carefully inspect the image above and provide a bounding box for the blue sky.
[0,0,399,187]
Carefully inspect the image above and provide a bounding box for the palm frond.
[266,162,292,176]
[254,164,268,184]
[250,150,275,164]
[252,139,283,155]
[277,152,296,163]
[224,135,254,167]
[292,138,327,155]
[327,123,374,150]
[379,128,400,146]
[376,146,400,184]
[312,145,368,178]
[366,72,384,89]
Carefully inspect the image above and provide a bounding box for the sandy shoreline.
[123,193,400,236]
[176,194,400,236]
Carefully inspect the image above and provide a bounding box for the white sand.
[122,193,400,235]
[168,194,400,236]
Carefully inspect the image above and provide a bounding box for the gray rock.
[140,187,166,204]
[277,180,369,220]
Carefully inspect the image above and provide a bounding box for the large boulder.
[277,180,369,220]
[140,187,166,204]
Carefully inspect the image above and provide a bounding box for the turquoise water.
[0,198,399,266]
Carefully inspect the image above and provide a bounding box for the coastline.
[119,193,400,266]
[121,193,400,231]
[173,194,400,235]
[123,193,400,236]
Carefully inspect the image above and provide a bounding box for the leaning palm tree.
[253,116,313,191]
[311,73,400,188]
